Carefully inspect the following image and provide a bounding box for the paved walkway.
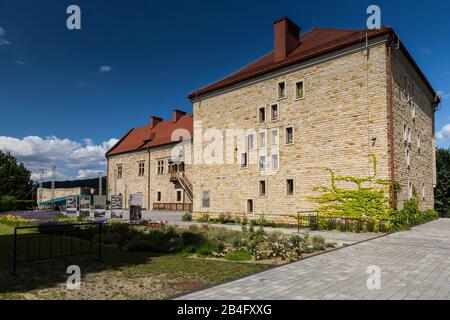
[142,211,378,245]
[178,219,450,300]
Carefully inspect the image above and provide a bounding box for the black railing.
[11,222,103,274]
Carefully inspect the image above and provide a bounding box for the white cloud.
[418,48,432,56]
[437,124,450,141]
[437,90,450,100]
[0,26,10,46]
[0,135,118,181]
[99,65,112,73]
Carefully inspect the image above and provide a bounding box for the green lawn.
[0,224,269,300]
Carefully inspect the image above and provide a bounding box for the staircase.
[170,171,193,202]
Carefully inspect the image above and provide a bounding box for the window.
[421,183,425,201]
[117,164,123,179]
[286,179,295,196]
[406,147,411,168]
[258,131,266,148]
[202,190,210,208]
[277,81,286,99]
[157,160,165,175]
[258,107,266,123]
[271,154,279,170]
[157,191,161,202]
[247,199,254,214]
[259,155,267,171]
[285,126,294,144]
[271,104,279,121]
[408,181,413,199]
[271,129,279,146]
[259,180,267,197]
[418,133,421,152]
[240,152,248,168]
[403,124,407,143]
[138,161,145,176]
[176,190,182,202]
[295,80,304,99]
[411,102,416,120]
[248,134,255,150]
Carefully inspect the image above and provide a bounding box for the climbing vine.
[310,154,395,221]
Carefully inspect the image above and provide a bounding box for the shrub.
[181,230,205,246]
[195,214,209,223]
[181,212,192,221]
[196,240,225,257]
[127,239,169,252]
[225,249,252,261]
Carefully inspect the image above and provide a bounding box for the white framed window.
[295,80,305,99]
[271,104,279,121]
[285,126,294,144]
[259,155,267,171]
[277,81,286,99]
[271,153,279,171]
[247,199,254,214]
[286,179,295,196]
[258,106,266,123]
[258,130,266,148]
[157,160,165,175]
[202,190,210,208]
[138,161,145,176]
[247,134,255,150]
[116,164,123,179]
[240,152,248,169]
[271,128,279,146]
[259,180,267,197]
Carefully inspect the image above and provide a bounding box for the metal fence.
[11,222,103,274]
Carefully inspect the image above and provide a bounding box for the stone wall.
[191,42,391,220]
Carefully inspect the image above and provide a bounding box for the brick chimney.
[173,109,186,123]
[273,17,301,62]
[150,116,163,128]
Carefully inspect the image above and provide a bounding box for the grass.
[0,223,269,300]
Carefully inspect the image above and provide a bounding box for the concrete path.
[178,219,450,300]
[142,210,378,245]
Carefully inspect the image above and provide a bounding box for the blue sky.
[0,0,449,180]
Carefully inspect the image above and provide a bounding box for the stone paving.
[142,210,378,245]
[178,219,450,300]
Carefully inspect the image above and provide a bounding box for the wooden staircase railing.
[170,171,193,201]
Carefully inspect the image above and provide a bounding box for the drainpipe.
[148,148,151,210]
[387,41,396,209]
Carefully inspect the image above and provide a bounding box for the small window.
[240,152,248,168]
[418,133,421,152]
[271,104,279,121]
[258,107,266,123]
[408,181,413,199]
[202,190,210,208]
[286,179,295,196]
[271,154,279,170]
[411,102,416,120]
[138,161,145,176]
[271,129,279,146]
[259,180,267,197]
[259,131,266,148]
[406,147,411,167]
[157,191,161,202]
[117,164,123,179]
[247,199,254,214]
[277,81,286,99]
[248,134,255,150]
[421,183,425,201]
[285,126,294,144]
[157,160,165,175]
[403,124,407,142]
[259,155,266,171]
[295,80,304,99]
[176,190,182,202]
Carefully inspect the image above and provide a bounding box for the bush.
[127,239,170,253]
[181,212,192,221]
[181,230,205,246]
[225,249,252,261]
[196,240,225,257]
[195,214,209,223]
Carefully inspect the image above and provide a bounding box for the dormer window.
[277,81,286,99]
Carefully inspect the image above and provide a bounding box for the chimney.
[150,116,163,128]
[173,109,186,123]
[273,17,301,62]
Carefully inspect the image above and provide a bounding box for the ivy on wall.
[310,154,394,221]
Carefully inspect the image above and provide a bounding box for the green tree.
[0,150,31,199]
[435,148,450,216]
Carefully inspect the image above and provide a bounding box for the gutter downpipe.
[148,148,151,211]
[388,40,396,209]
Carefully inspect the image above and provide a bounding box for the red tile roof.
[188,27,437,100]
[106,114,193,157]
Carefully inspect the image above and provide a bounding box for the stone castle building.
[107,17,439,221]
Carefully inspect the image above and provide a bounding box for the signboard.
[129,193,143,207]
[94,195,106,218]
[66,196,78,215]
[79,195,91,218]
[111,195,123,219]
[129,193,143,221]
